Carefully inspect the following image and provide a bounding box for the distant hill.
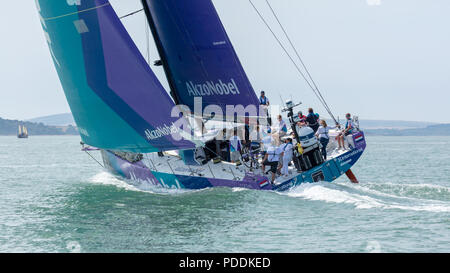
[325,119,437,130]
[0,117,78,136]
[28,113,437,130]
[8,112,449,136]
[27,113,75,126]
[365,124,450,136]
[356,119,437,130]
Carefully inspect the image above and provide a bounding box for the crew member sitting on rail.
[337,113,354,150]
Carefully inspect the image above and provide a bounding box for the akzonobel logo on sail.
[186,79,241,97]
[145,123,180,140]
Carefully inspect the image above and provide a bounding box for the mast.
[140,0,181,105]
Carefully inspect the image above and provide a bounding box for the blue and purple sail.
[142,0,260,117]
[35,0,366,192]
[36,0,195,153]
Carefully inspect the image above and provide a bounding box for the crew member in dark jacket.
[306,108,319,132]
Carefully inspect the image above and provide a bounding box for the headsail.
[142,0,260,119]
[36,0,196,152]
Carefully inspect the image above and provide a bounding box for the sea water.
[0,136,449,252]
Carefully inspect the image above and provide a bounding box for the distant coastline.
[26,113,75,127]
[0,116,78,136]
[2,113,450,136]
[364,124,450,136]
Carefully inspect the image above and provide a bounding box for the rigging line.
[248,0,328,112]
[248,0,335,122]
[43,3,111,21]
[145,17,151,64]
[265,0,337,124]
[265,1,328,108]
[119,8,144,19]
[84,150,104,168]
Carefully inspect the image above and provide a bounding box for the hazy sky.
[1,0,449,122]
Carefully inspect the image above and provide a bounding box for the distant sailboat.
[36,0,366,191]
[17,124,28,138]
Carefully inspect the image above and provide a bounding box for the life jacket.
[345,119,354,133]
[267,147,280,162]
[283,143,293,157]
[307,113,318,126]
[259,96,268,105]
[298,115,307,123]
[318,126,329,139]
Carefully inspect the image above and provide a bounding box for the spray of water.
[282,181,450,213]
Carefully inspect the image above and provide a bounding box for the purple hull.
[100,132,366,192]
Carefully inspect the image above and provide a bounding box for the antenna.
[279,93,287,109]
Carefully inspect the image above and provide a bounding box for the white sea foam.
[336,181,450,202]
[285,183,385,209]
[89,172,142,192]
[66,241,82,253]
[283,182,450,213]
[89,171,202,195]
[232,187,249,192]
[89,173,450,212]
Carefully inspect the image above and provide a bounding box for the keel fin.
[345,169,359,184]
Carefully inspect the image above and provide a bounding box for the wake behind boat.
[36,0,366,192]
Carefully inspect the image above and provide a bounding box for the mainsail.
[36,0,196,152]
[142,0,260,118]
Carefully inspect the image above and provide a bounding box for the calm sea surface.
[0,135,449,252]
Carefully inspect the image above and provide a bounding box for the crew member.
[229,130,242,163]
[259,91,271,126]
[277,115,288,138]
[244,117,251,149]
[306,108,319,132]
[315,119,330,160]
[280,138,293,177]
[298,111,307,124]
[337,113,354,150]
[261,128,273,157]
[262,143,283,183]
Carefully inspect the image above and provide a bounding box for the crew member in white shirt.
[261,128,273,157]
[280,138,294,176]
[262,143,284,183]
[315,119,330,160]
[277,115,288,137]
[229,130,242,163]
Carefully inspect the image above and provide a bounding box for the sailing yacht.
[17,124,28,138]
[36,0,366,191]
